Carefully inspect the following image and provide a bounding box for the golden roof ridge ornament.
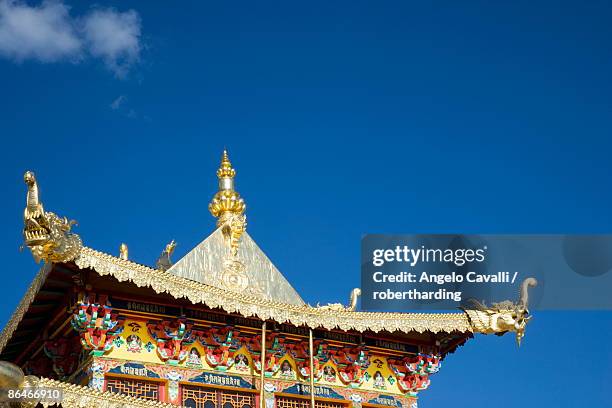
[208,150,247,258]
[22,171,82,263]
[156,240,176,271]
[119,243,129,260]
[316,288,362,311]
[462,277,538,346]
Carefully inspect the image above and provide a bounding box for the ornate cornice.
[74,247,473,334]
[6,243,542,360]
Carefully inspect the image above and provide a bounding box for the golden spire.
[217,150,236,178]
[209,150,246,222]
[209,150,247,257]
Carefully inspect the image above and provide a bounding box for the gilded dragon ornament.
[22,171,82,263]
[156,240,177,272]
[462,277,538,346]
[316,288,362,311]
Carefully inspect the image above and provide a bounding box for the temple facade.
[0,151,534,408]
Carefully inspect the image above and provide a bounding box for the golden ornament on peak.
[119,243,129,260]
[209,150,247,257]
[217,149,236,179]
[209,150,246,222]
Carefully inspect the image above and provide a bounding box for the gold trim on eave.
[74,246,473,334]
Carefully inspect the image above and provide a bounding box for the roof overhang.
[0,246,473,359]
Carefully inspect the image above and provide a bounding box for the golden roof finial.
[119,243,129,260]
[209,150,246,221]
[209,150,246,257]
[217,149,236,179]
[22,171,82,263]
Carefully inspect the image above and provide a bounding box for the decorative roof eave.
[12,165,535,351]
[37,377,175,408]
[75,247,473,334]
[0,246,470,357]
[0,263,51,354]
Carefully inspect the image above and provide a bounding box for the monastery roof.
[0,245,471,355]
[3,150,534,359]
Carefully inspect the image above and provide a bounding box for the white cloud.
[0,0,81,62]
[110,94,126,110]
[0,0,142,77]
[110,94,141,119]
[83,9,141,78]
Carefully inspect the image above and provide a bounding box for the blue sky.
[1,1,611,407]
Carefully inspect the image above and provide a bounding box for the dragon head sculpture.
[23,171,82,263]
[23,171,47,246]
[463,277,538,346]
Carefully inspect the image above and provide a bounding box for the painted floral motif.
[147,318,193,364]
[254,356,279,377]
[349,393,363,408]
[263,382,277,393]
[203,328,236,371]
[71,295,124,356]
[89,361,105,391]
[252,335,284,377]
[349,394,363,402]
[387,353,440,394]
[294,342,325,381]
[333,348,369,388]
[87,359,122,392]
[166,370,183,403]
[113,337,124,348]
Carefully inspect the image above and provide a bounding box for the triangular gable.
[167,228,305,306]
